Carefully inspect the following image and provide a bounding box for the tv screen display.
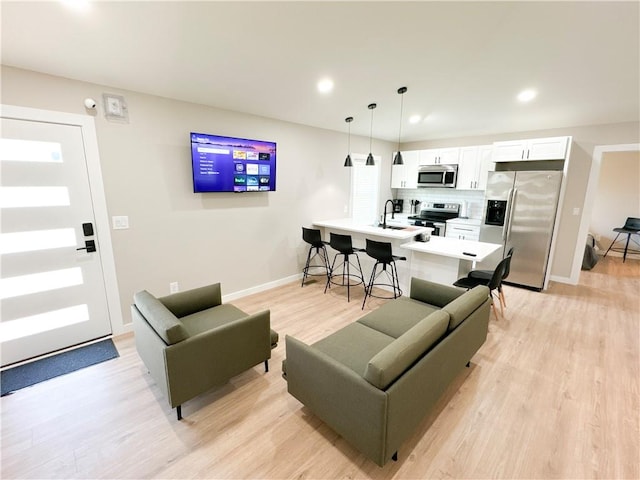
[190,132,277,192]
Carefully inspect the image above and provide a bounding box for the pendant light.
[393,87,407,165]
[366,103,377,166]
[343,116,354,167]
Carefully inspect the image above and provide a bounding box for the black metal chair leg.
[264,360,269,372]
[603,232,621,258]
[623,233,632,262]
[362,262,379,310]
[324,255,339,294]
[301,247,313,287]
[177,405,182,421]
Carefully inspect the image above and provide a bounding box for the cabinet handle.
[521,150,525,159]
[527,149,530,159]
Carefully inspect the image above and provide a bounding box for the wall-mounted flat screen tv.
[190,132,277,192]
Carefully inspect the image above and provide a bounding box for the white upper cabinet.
[390,150,419,189]
[456,145,495,190]
[492,136,570,162]
[418,147,460,165]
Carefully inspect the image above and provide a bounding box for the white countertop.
[401,236,502,261]
[313,218,430,240]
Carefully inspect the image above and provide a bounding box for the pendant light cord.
[398,92,404,149]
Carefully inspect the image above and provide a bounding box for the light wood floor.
[2,256,638,479]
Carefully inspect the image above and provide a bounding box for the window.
[349,154,380,224]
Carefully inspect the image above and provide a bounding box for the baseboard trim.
[223,274,302,303]
[549,274,575,285]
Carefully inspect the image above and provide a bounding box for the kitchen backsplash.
[394,189,485,219]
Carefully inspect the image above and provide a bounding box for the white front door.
[1,116,113,366]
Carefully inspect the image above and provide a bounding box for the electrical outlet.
[343,204,348,214]
[169,282,179,294]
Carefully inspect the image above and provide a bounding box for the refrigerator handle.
[505,188,517,241]
[502,188,515,241]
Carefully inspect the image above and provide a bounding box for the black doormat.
[1,339,119,396]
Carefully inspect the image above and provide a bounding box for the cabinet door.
[418,149,439,165]
[477,145,495,190]
[391,151,419,188]
[439,147,460,164]
[391,161,405,188]
[456,146,479,190]
[492,140,527,162]
[402,151,419,188]
[526,136,569,160]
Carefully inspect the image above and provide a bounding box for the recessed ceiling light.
[60,0,91,13]
[517,89,537,102]
[317,78,334,94]
[409,115,421,124]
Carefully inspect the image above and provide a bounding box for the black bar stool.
[603,217,640,262]
[324,233,365,302]
[301,227,331,287]
[362,239,406,309]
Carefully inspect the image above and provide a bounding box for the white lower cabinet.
[446,219,480,241]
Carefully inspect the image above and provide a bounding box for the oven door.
[411,220,443,236]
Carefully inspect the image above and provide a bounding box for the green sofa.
[283,277,490,466]
[132,283,278,420]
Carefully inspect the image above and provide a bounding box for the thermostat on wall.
[103,93,129,122]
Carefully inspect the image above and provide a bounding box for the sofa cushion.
[134,290,188,345]
[180,304,249,336]
[158,283,222,318]
[363,310,449,389]
[357,297,439,338]
[313,323,395,376]
[443,285,490,331]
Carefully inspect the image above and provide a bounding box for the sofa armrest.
[285,335,389,466]
[409,277,463,307]
[163,309,271,407]
[159,283,222,318]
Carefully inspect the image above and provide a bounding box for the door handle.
[76,240,96,253]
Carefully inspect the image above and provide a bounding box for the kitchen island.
[401,236,502,286]
[313,219,430,296]
[313,219,502,292]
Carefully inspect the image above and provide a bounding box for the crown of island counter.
[312,219,501,294]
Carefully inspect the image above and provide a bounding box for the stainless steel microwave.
[417,164,458,188]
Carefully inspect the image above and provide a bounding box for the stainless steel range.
[407,203,460,236]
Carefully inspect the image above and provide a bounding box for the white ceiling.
[2,1,639,142]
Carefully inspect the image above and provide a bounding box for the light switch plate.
[112,215,129,229]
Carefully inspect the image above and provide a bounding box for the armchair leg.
[177,405,182,421]
[264,360,269,372]
[392,452,398,462]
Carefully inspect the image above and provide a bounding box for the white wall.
[589,151,640,250]
[1,66,394,329]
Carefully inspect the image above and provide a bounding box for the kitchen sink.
[377,224,407,230]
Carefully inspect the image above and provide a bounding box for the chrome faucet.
[382,199,395,229]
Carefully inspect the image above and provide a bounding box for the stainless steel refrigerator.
[478,171,563,291]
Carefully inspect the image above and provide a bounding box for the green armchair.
[132,282,277,420]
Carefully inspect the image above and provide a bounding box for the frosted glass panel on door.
[0,138,63,163]
[0,228,77,254]
[0,304,90,343]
